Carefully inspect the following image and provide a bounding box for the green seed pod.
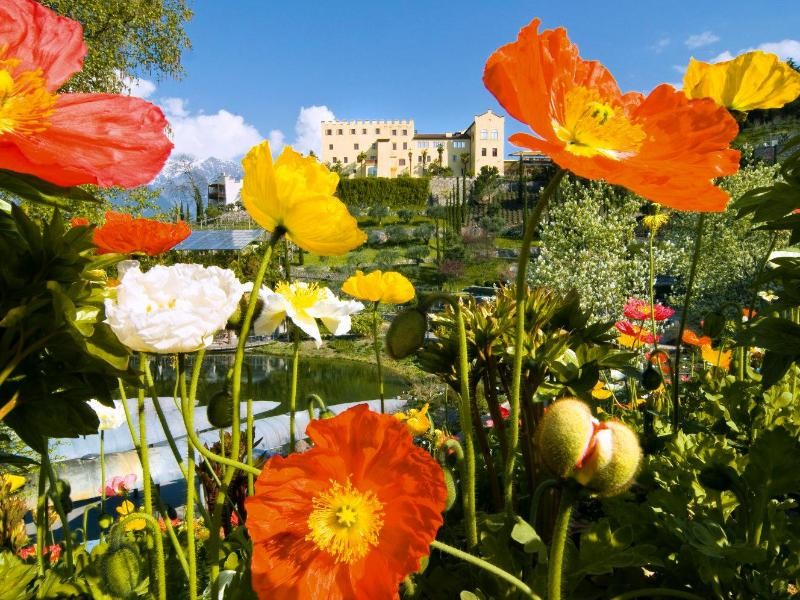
[101,545,140,599]
[443,467,457,512]
[226,291,264,333]
[640,364,662,391]
[318,409,336,419]
[50,479,73,513]
[385,308,427,359]
[97,513,114,530]
[582,421,642,497]
[535,399,595,479]
[207,389,233,428]
[702,311,725,338]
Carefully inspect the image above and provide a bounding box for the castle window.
[392,143,397,150]
[417,141,428,148]
[362,128,367,134]
[343,157,348,163]
[481,148,487,156]
[392,129,397,136]
[337,129,343,135]
[399,159,406,166]
[480,129,488,139]
[375,128,381,134]
[402,129,407,135]
[328,144,333,150]
[492,148,498,157]
[354,143,359,150]
[491,130,499,140]
[325,129,332,135]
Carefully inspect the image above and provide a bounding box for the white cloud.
[167,109,263,161]
[160,97,189,118]
[709,50,735,63]
[685,31,720,49]
[267,129,286,154]
[756,39,800,62]
[292,105,336,156]
[651,37,670,53]
[710,40,800,63]
[116,71,156,98]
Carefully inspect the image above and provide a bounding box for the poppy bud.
[101,545,140,599]
[385,308,427,359]
[701,312,725,338]
[319,409,336,419]
[535,399,597,479]
[640,364,662,391]
[443,467,457,512]
[578,421,642,496]
[97,513,114,530]
[207,389,233,428]
[227,291,264,334]
[50,479,73,513]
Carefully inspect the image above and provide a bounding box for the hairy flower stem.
[137,354,167,600]
[455,303,478,548]
[431,540,541,599]
[289,327,301,449]
[35,453,48,578]
[370,302,385,413]
[178,354,198,600]
[118,380,190,578]
[210,233,279,598]
[504,168,566,513]
[99,431,105,515]
[40,446,74,573]
[671,213,706,433]
[547,486,576,600]
[246,363,255,496]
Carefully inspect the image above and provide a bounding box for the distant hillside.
[149,155,243,214]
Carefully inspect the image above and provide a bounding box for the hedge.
[336,176,430,209]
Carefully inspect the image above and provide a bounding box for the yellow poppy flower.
[342,270,416,304]
[1,473,25,493]
[116,500,147,532]
[701,344,732,371]
[241,141,366,255]
[591,381,613,400]
[684,51,800,111]
[394,403,431,436]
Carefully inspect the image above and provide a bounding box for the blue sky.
[133,0,800,164]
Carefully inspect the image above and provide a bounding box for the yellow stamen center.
[554,86,645,160]
[276,281,326,310]
[0,56,56,137]
[306,480,384,564]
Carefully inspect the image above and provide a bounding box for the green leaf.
[0,170,99,209]
[0,452,38,467]
[746,317,800,355]
[572,520,661,578]
[0,551,37,600]
[743,428,800,498]
[511,517,547,556]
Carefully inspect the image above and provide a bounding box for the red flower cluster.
[81,212,190,256]
[623,298,675,322]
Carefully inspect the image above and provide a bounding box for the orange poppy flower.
[483,19,740,212]
[682,329,712,347]
[701,344,732,371]
[91,212,190,256]
[245,404,446,600]
[0,0,172,188]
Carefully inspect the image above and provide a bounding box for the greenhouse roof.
[174,229,264,251]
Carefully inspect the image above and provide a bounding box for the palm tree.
[459,152,470,177]
[421,149,428,175]
[357,151,367,177]
[408,151,413,175]
[436,144,444,166]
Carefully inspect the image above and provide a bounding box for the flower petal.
[5,94,172,188]
[283,196,366,256]
[0,0,86,91]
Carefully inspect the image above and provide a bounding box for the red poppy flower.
[483,19,740,212]
[0,0,172,188]
[70,217,89,227]
[245,404,447,600]
[623,298,675,322]
[92,212,190,255]
[681,329,712,347]
[615,321,658,348]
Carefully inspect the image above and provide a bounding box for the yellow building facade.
[320,110,504,177]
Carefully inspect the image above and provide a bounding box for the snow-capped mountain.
[150,155,243,212]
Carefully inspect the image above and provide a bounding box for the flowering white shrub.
[105,264,244,353]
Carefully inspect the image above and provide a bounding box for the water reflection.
[146,352,409,414]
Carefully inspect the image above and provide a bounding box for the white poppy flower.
[86,399,126,431]
[248,281,363,347]
[105,264,244,354]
